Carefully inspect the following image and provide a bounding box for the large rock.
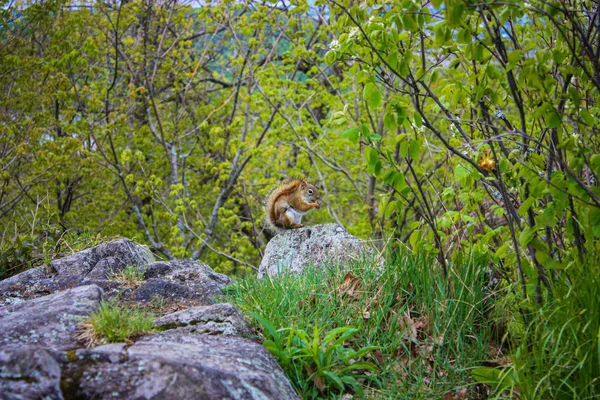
[0,345,64,400]
[0,245,229,308]
[62,331,299,400]
[51,238,155,278]
[258,223,379,278]
[118,260,231,307]
[154,303,254,337]
[0,285,102,354]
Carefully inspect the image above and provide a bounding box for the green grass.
[224,251,496,399]
[108,264,145,287]
[477,259,600,399]
[80,299,155,346]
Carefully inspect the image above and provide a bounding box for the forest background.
[2,0,600,397]
[2,0,600,295]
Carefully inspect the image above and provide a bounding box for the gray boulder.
[258,223,380,278]
[121,260,231,306]
[0,285,102,354]
[51,238,155,278]
[154,303,254,337]
[63,331,299,400]
[0,345,64,400]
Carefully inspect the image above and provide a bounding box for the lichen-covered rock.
[0,266,52,306]
[144,259,231,290]
[0,246,228,308]
[63,332,299,400]
[0,285,102,354]
[154,303,254,337]
[258,223,380,278]
[51,238,155,278]
[0,345,64,400]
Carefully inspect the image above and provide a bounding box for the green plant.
[225,251,496,398]
[473,258,600,399]
[108,265,145,287]
[252,314,379,399]
[79,299,155,346]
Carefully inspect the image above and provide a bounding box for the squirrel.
[266,179,321,230]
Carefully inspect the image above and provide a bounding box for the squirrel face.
[300,181,320,204]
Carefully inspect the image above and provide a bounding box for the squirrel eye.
[308,189,313,195]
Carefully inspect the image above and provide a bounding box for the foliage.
[251,315,379,399]
[472,258,600,399]
[0,228,104,280]
[224,251,495,398]
[325,0,600,299]
[81,299,155,346]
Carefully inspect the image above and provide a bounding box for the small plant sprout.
[108,265,145,287]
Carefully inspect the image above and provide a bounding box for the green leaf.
[472,367,503,385]
[581,109,595,127]
[518,197,536,217]
[447,3,465,28]
[495,243,510,259]
[409,230,420,249]
[548,108,561,128]
[324,50,336,65]
[384,111,398,131]
[339,361,378,373]
[409,140,420,159]
[386,50,399,70]
[384,200,397,219]
[341,127,360,144]
[322,371,344,391]
[400,140,409,158]
[413,113,422,128]
[368,89,382,108]
[363,82,377,100]
[394,172,406,191]
[519,227,535,247]
[402,14,418,32]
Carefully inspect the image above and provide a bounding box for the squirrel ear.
[300,180,307,188]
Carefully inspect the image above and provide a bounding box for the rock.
[144,259,231,290]
[258,223,380,278]
[63,332,299,400]
[0,345,64,400]
[0,265,50,291]
[51,238,155,278]
[0,285,102,354]
[0,247,228,308]
[154,303,254,337]
[121,260,231,307]
[0,266,51,306]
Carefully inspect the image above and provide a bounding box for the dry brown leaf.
[339,272,361,297]
[400,312,418,342]
[418,343,434,358]
[444,387,468,400]
[373,350,385,365]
